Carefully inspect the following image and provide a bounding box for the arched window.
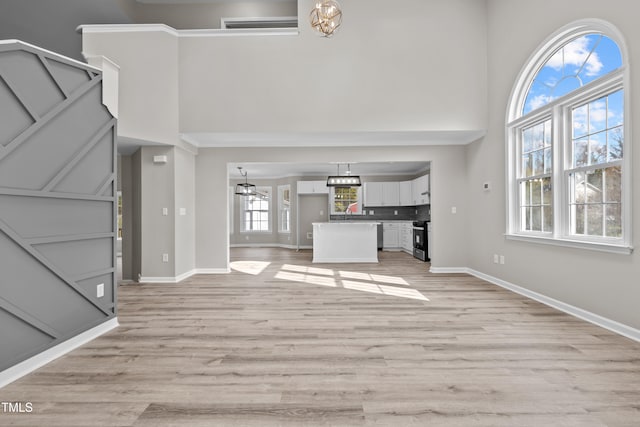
[506,20,632,253]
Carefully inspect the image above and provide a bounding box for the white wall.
[178,0,487,133]
[82,30,179,146]
[467,0,640,329]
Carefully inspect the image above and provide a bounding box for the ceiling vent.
[221,17,298,30]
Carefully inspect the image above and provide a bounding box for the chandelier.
[309,0,343,37]
[234,167,257,196]
[326,163,361,187]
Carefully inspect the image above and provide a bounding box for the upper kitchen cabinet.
[297,180,329,194]
[399,180,412,206]
[364,182,399,207]
[412,174,430,205]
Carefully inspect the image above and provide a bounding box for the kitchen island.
[312,222,379,263]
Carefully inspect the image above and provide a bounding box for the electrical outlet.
[493,254,499,264]
[162,253,169,262]
[96,283,104,298]
[451,206,457,214]
[369,210,374,215]
[500,255,505,265]
[394,210,398,215]
[162,207,168,216]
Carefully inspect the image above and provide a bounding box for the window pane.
[523,127,533,152]
[573,138,588,167]
[605,204,622,238]
[608,127,623,160]
[543,206,553,232]
[531,180,541,204]
[524,206,531,230]
[523,154,533,177]
[586,205,603,236]
[531,207,542,231]
[588,98,607,134]
[607,90,624,128]
[574,204,585,234]
[586,170,603,203]
[573,104,588,138]
[604,166,622,203]
[589,131,607,165]
[532,123,544,150]
[571,172,586,203]
[544,147,552,174]
[544,121,552,147]
[533,150,544,175]
[542,177,552,205]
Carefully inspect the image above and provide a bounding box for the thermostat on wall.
[153,155,168,164]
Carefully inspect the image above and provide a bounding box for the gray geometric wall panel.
[0,41,117,372]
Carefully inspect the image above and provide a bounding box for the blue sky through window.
[523,34,622,115]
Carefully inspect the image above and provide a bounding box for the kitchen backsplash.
[330,205,430,222]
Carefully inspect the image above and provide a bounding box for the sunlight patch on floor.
[275,271,337,287]
[275,263,429,302]
[339,270,410,286]
[230,260,271,275]
[282,264,334,276]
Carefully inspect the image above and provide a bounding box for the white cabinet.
[399,222,413,253]
[364,182,383,206]
[411,174,430,205]
[364,181,400,206]
[382,222,400,250]
[382,182,400,206]
[297,180,329,194]
[399,180,413,206]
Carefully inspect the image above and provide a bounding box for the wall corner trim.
[431,266,639,343]
[0,318,119,389]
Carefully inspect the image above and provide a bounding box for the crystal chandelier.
[309,0,343,37]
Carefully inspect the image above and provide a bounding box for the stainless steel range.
[412,220,430,261]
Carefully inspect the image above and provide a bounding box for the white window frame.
[506,19,632,254]
[278,184,291,233]
[228,186,234,235]
[240,186,272,233]
[330,186,363,215]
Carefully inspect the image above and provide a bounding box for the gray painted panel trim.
[37,54,69,99]
[25,232,114,245]
[72,268,115,282]
[96,174,115,197]
[0,300,59,339]
[42,120,116,192]
[0,73,40,121]
[0,220,112,317]
[0,76,102,161]
[0,188,113,202]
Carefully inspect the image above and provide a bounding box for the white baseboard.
[430,266,639,343]
[0,317,119,389]
[230,243,297,249]
[466,268,640,343]
[429,266,468,274]
[194,268,230,274]
[140,268,230,283]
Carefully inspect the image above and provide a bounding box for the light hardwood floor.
[1,248,639,426]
